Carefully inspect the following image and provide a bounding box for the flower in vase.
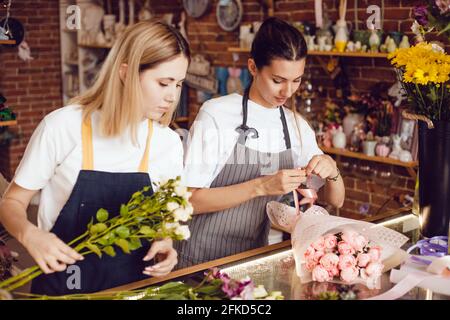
[435,0,450,14]
[414,5,429,26]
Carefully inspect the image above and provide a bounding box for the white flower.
[185,191,192,200]
[431,43,445,53]
[185,204,194,216]
[175,225,191,240]
[166,201,180,212]
[253,285,268,299]
[173,208,190,222]
[174,186,188,197]
[411,20,425,43]
[165,222,181,230]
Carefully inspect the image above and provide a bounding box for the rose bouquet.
[0,176,192,293]
[303,230,384,287]
[4,268,284,300]
[267,203,409,289]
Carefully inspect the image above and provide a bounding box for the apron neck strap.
[237,86,292,149]
[81,117,153,173]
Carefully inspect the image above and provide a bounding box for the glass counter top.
[106,211,449,300]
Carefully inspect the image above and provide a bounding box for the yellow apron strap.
[81,117,94,170]
[138,120,153,173]
[82,118,152,173]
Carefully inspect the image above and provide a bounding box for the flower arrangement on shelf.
[2,268,284,300]
[0,94,16,122]
[304,230,384,286]
[413,1,450,40]
[0,177,193,293]
[388,42,450,122]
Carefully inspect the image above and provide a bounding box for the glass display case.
[106,211,449,300]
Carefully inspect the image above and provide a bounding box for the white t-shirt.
[183,93,323,188]
[14,105,184,231]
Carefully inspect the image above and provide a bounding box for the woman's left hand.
[142,238,178,277]
[305,154,338,180]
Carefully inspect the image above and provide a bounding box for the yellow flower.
[390,42,450,85]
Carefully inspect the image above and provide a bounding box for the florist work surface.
[98,211,449,300]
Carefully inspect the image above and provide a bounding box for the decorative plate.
[183,0,211,19]
[216,0,243,32]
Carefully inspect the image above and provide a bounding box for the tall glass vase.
[418,121,450,238]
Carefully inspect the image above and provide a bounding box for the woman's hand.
[255,169,307,196]
[305,155,338,180]
[142,238,178,277]
[22,226,84,274]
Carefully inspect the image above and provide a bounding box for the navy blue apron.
[31,118,155,295]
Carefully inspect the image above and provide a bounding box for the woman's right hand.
[22,227,84,274]
[255,169,307,196]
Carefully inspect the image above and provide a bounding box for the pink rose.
[338,241,355,255]
[341,230,358,246]
[328,266,340,278]
[368,246,382,262]
[312,237,326,251]
[313,250,325,263]
[305,257,318,271]
[340,266,359,283]
[312,265,331,282]
[365,262,384,277]
[319,253,339,271]
[323,234,337,250]
[360,268,369,280]
[338,254,357,270]
[304,246,315,260]
[357,253,371,268]
[353,235,368,252]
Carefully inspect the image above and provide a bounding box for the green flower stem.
[4,269,43,292]
[0,265,40,289]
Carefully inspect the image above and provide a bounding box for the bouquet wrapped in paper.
[267,176,409,289]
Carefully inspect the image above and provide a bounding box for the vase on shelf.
[332,126,346,149]
[375,136,390,157]
[343,113,363,139]
[362,140,377,156]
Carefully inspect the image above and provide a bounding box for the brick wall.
[0,0,445,218]
[0,0,62,181]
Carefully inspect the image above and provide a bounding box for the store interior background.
[1,0,449,223]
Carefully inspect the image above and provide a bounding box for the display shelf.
[320,146,418,168]
[227,47,389,58]
[0,40,16,45]
[0,120,17,127]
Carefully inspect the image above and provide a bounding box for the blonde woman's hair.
[70,20,190,144]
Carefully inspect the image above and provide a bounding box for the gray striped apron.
[175,88,294,268]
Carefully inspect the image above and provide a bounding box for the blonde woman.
[0,21,189,294]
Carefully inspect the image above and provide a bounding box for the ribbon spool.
[407,236,449,265]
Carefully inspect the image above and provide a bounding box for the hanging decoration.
[216,0,243,32]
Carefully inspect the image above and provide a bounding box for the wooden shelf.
[0,40,16,45]
[227,47,389,58]
[320,146,418,168]
[62,28,77,33]
[78,43,113,49]
[0,120,17,127]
